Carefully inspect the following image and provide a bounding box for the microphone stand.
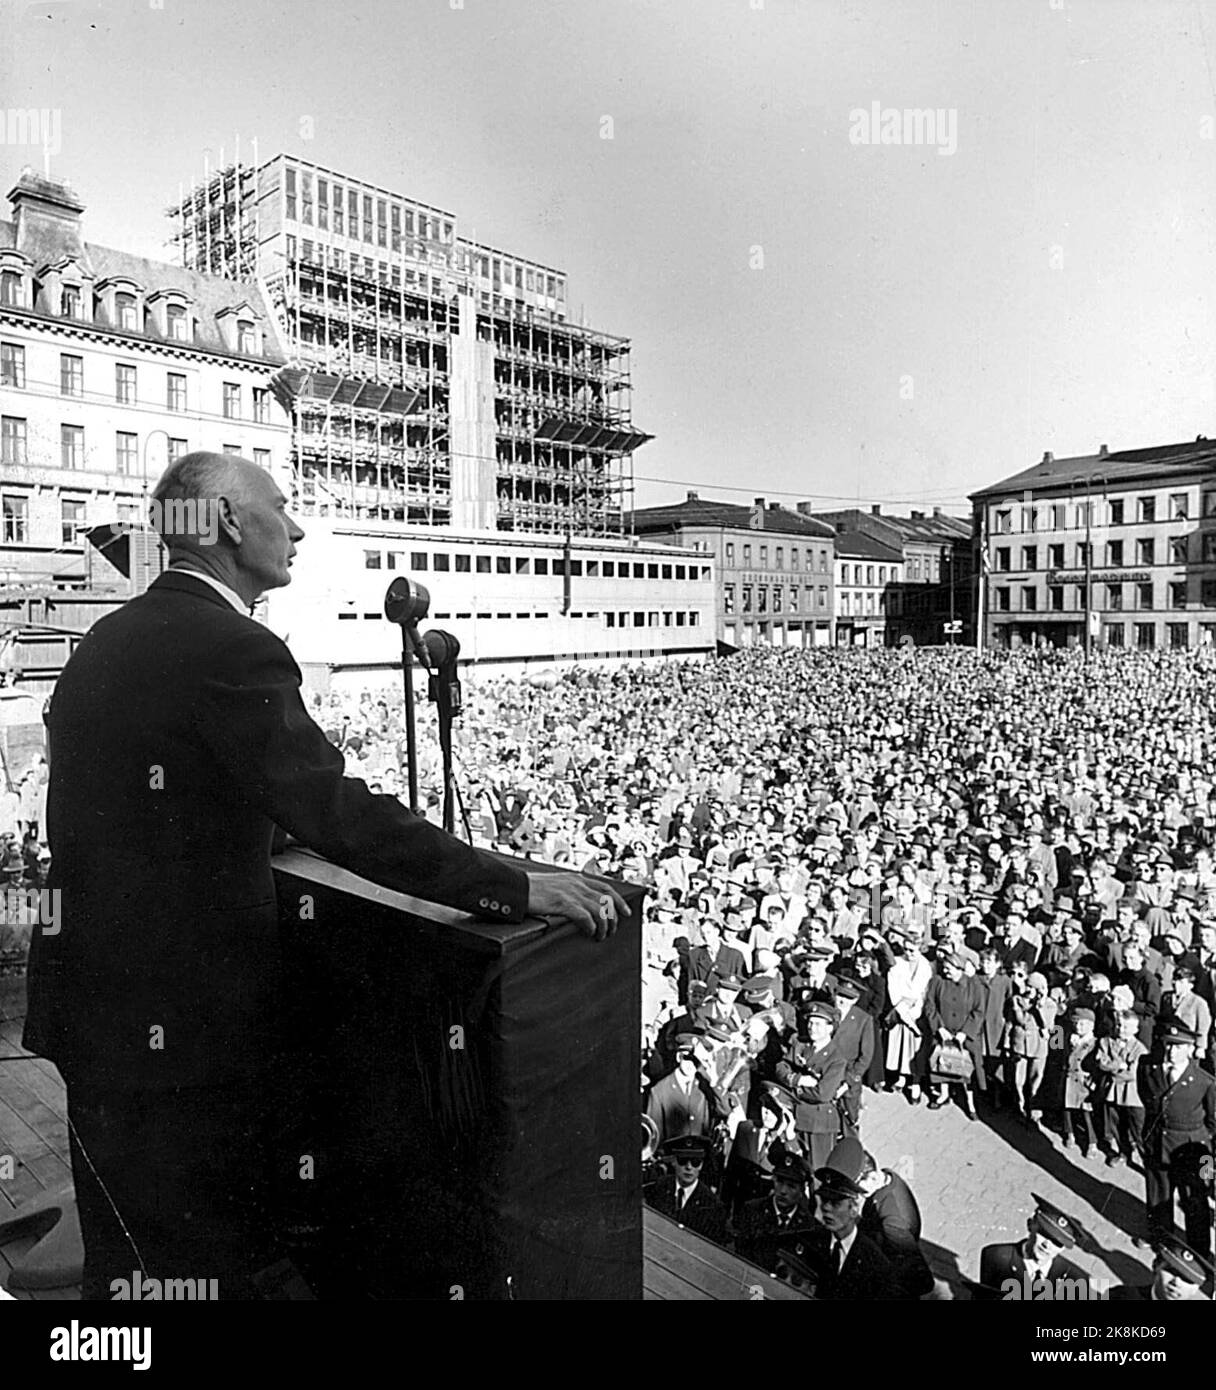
[398,626,420,814]
[423,631,463,835]
[384,578,431,817]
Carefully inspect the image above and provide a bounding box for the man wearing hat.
[775,1000,847,1172]
[687,919,749,999]
[1109,1235,1214,1301]
[1137,1020,1216,1256]
[732,1149,817,1269]
[698,971,750,1038]
[976,1196,1090,1300]
[803,1137,900,1300]
[788,938,839,999]
[832,977,876,1131]
[644,1032,726,1148]
[644,1134,729,1246]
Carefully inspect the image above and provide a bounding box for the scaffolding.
[167,153,650,536]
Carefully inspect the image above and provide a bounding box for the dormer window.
[115,292,138,331]
[215,302,262,355]
[146,288,193,343]
[62,284,82,318]
[0,249,33,309]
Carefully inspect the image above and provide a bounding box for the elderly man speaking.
[24,452,626,1300]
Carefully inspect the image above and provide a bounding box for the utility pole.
[1084,490,1092,659]
[945,543,954,643]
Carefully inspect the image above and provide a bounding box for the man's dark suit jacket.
[732,1194,818,1270]
[805,1227,901,1300]
[976,1243,1089,1300]
[644,1175,729,1246]
[23,571,530,1090]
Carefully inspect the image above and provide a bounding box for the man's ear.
[215,495,242,546]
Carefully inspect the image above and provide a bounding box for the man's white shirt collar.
[168,566,249,615]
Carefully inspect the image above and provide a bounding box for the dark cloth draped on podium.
[273,848,644,1300]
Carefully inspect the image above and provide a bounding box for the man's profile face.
[230,464,304,596]
[816,1190,858,1237]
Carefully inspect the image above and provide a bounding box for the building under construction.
[167,153,650,536]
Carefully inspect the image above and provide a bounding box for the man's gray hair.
[149,451,246,549]
[150,450,242,509]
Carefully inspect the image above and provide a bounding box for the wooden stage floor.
[3,978,804,1302]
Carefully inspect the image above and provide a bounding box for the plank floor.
[6,977,793,1302]
[0,978,80,1300]
[642,1205,812,1301]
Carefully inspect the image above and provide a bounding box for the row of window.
[335,607,700,628]
[992,492,1210,533]
[993,580,1208,613]
[1104,623,1194,649]
[722,542,830,572]
[291,238,448,298]
[286,169,454,250]
[282,170,566,302]
[996,622,1199,650]
[840,562,899,586]
[362,549,709,581]
[0,494,98,545]
[0,344,273,423]
[994,536,1214,570]
[723,584,830,615]
[0,418,270,475]
[839,590,886,616]
[907,555,943,582]
[0,273,261,355]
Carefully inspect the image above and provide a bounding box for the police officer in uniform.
[1109,1235,1213,1301]
[1136,1021,1216,1257]
[644,1134,729,1246]
[732,1149,817,1270]
[775,999,847,1172]
[976,1196,1090,1300]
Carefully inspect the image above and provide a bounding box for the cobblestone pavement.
[857,1088,1161,1297]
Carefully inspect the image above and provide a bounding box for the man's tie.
[827,1238,842,1279]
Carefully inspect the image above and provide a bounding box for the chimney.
[796,501,813,515]
[933,506,942,517]
[1098,444,1108,459]
[871,504,881,516]
[768,501,780,510]
[686,490,699,502]
[1042,451,1054,464]
[910,510,924,521]
[754,497,765,509]
[9,169,86,262]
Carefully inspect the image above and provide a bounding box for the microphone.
[384,578,431,668]
[421,629,460,672]
[423,630,462,717]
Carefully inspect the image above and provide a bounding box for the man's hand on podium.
[526,872,629,942]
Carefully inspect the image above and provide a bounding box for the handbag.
[929,1039,974,1083]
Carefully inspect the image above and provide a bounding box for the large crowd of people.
[313,644,1216,1300]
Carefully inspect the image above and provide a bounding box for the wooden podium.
[272,848,643,1300]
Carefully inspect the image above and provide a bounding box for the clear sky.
[6,0,1216,513]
